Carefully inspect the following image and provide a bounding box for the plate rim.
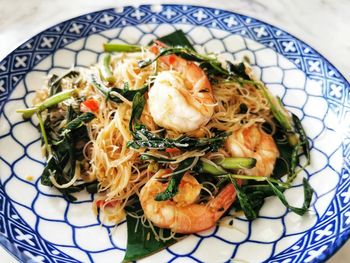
[0,4,349,262]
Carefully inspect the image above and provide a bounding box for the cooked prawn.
[140,170,237,234]
[148,44,215,133]
[225,125,279,176]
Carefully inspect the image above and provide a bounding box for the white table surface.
[0,0,349,262]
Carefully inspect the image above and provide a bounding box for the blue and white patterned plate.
[0,4,349,263]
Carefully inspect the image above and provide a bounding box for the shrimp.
[140,170,237,234]
[225,125,279,176]
[148,45,215,133]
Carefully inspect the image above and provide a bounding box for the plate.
[0,4,349,263]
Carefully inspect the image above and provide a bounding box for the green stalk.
[225,174,289,188]
[200,159,289,188]
[16,89,77,119]
[237,79,294,131]
[36,112,50,156]
[199,157,256,175]
[103,43,142,53]
[200,161,227,175]
[198,157,255,175]
[217,157,256,170]
[292,113,310,163]
[100,54,115,83]
[263,90,293,132]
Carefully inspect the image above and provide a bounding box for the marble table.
[0,0,349,262]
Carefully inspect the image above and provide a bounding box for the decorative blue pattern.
[0,4,349,263]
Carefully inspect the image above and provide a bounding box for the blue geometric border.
[0,5,349,263]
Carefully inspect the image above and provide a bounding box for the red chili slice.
[165,147,180,153]
[80,98,99,112]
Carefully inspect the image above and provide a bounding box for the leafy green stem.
[292,113,310,164]
[199,160,227,175]
[17,89,77,119]
[64,112,96,132]
[100,54,115,83]
[198,159,289,188]
[217,157,256,170]
[103,43,142,53]
[36,112,50,156]
[198,157,255,175]
[224,174,289,188]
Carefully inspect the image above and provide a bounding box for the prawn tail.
[209,184,237,219]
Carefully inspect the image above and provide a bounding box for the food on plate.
[225,125,279,176]
[140,169,236,234]
[17,30,313,261]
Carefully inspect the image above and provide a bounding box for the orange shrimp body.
[140,170,237,234]
[226,125,279,176]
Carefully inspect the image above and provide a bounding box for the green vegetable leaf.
[235,184,286,212]
[138,46,218,69]
[85,182,99,194]
[155,29,195,50]
[123,200,184,262]
[123,214,180,262]
[266,177,314,215]
[40,106,95,201]
[129,92,146,131]
[128,125,228,152]
[48,74,60,96]
[138,45,251,82]
[230,178,257,220]
[226,61,250,80]
[64,112,95,131]
[40,156,57,186]
[292,113,310,164]
[272,128,294,179]
[155,158,197,201]
[286,114,310,178]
